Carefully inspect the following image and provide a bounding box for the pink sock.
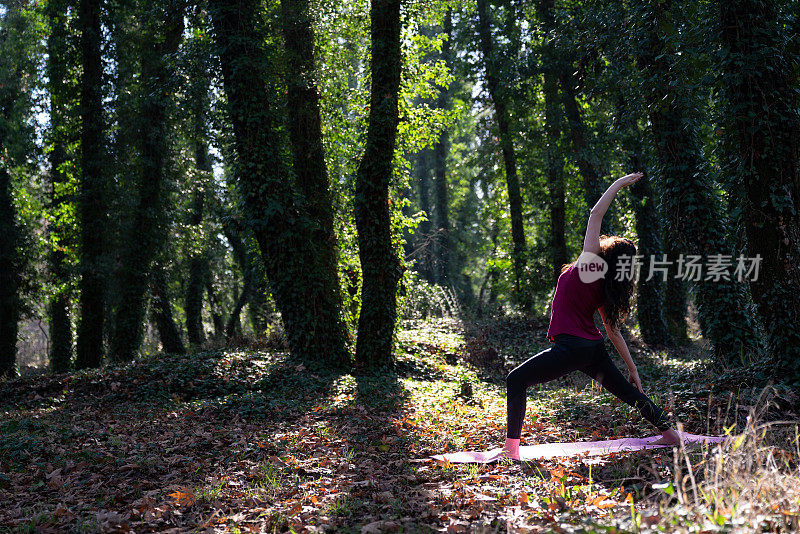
[503,438,520,459]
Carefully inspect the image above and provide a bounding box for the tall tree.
[209,0,350,368]
[635,0,762,362]
[0,5,23,378]
[110,0,186,362]
[0,2,39,378]
[535,0,567,285]
[185,186,208,345]
[476,0,527,302]
[0,101,19,378]
[615,96,673,346]
[184,8,214,346]
[205,278,225,338]
[45,0,75,372]
[280,0,347,338]
[718,0,800,379]
[0,162,17,379]
[75,0,107,369]
[432,10,453,285]
[354,0,404,367]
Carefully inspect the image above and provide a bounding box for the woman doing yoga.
[498,172,681,461]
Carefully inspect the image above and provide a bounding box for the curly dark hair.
[597,235,637,330]
[560,235,637,331]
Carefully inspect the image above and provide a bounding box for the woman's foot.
[501,437,521,461]
[650,428,681,446]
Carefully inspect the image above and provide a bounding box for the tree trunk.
[636,0,762,362]
[629,160,673,347]
[433,139,450,285]
[220,215,255,339]
[110,0,185,362]
[46,0,74,373]
[718,0,800,379]
[559,72,612,235]
[433,9,452,285]
[185,51,213,346]
[663,241,690,344]
[536,0,567,286]
[75,0,107,370]
[476,0,527,302]
[205,279,225,338]
[279,0,348,347]
[150,264,186,354]
[614,95,673,347]
[185,188,207,345]
[416,148,434,282]
[209,0,350,369]
[225,278,249,339]
[0,163,19,379]
[353,0,404,367]
[248,276,271,334]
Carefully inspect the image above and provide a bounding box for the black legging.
[506,333,671,439]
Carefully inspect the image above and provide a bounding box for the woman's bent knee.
[506,369,524,393]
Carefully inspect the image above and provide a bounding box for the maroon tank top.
[546,263,605,342]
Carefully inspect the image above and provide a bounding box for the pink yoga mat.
[431,433,727,464]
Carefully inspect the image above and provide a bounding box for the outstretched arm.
[583,172,643,254]
[599,305,644,394]
[600,304,682,446]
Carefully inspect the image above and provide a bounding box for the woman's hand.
[615,172,644,188]
[627,367,644,394]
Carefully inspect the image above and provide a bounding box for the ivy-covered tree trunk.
[536,0,567,285]
[209,0,350,368]
[185,30,213,346]
[433,9,452,285]
[663,242,690,343]
[150,264,186,354]
[46,0,74,373]
[476,0,527,302]
[718,0,800,379]
[636,0,762,362]
[75,0,107,370]
[629,165,673,347]
[185,186,207,345]
[354,0,404,367]
[0,162,19,379]
[614,96,672,347]
[280,0,348,347]
[110,1,185,362]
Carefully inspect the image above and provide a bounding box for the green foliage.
[4,0,798,379]
[0,1,46,378]
[399,272,460,320]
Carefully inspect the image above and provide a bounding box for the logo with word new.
[575,251,608,283]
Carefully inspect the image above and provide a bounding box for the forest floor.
[1,317,799,533]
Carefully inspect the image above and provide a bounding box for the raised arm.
[583,172,643,254]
